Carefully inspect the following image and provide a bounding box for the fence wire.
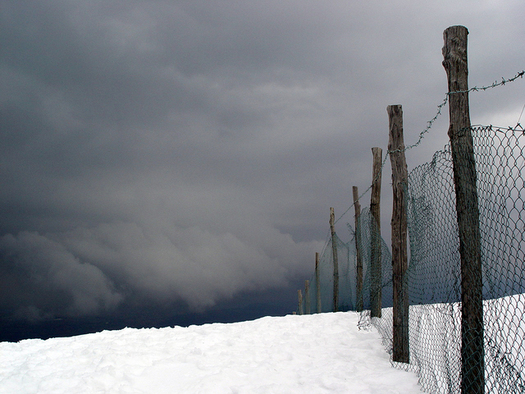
[357,124,525,393]
[304,232,357,314]
[302,206,394,316]
[303,123,525,393]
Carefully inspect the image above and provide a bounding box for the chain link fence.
[304,232,357,314]
[298,64,524,392]
[356,124,525,393]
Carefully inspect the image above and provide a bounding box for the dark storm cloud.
[1,0,524,321]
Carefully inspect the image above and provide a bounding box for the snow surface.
[0,311,422,393]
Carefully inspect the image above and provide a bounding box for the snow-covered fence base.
[361,294,525,394]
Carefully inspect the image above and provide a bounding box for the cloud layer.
[1,0,524,321]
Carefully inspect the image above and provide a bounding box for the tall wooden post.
[370,147,383,318]
[329,207,339,312]
[443,25,484,394]
[304,280,311,315]
[315,252,322,313]
[388,105,410,363]
[353,186,364,312]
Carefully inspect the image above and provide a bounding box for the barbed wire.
[398,69,524,154]
[333,69,525,225]
[450,70,525,94]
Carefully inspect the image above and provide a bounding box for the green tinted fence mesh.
[354,208,393,316]
[358,124,525,393]
[303,124,525,393]
[305,233,357,313]
[303,207,393,315]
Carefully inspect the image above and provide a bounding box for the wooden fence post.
[297,289,303,315]
[443,25,484,394]
[388,104,410,363]
[304,280,311,315]
[315,252,322,313]
[370,147,383,318]
[329,207,339,312]
[353,186,364,312]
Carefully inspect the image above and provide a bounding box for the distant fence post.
[370,147,383,318]
[443,25,484,394]
[297,289,303,315]
[329,207,339,312]
[353,186,364,312]
[388,104,410,364]
[315,252,322,313]
[304,280,311,315]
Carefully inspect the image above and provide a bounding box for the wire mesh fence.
[302,123,525,393]
[304,232,357,314]
[302,205,394,316]
[293,44,524,390]
[356,124,525,393]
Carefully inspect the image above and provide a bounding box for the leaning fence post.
[443,25,484,394]
[329,207,339,312]
[370,147,383,318]
[353,186,364,312]
[304,280,311,315]
[315,252,322,313]
[388,104,410,363]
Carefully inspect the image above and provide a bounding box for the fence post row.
[370,147,383,318]
[352,186,364,312]
[298,23,491,392]
[442,25,484,394]
[387,104,410,364]
[329,207,339,312]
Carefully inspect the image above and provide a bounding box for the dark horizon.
[0,284,300,342]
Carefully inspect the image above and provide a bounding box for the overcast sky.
[1,0,524,327]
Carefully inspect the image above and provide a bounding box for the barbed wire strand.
[333,70,525,225]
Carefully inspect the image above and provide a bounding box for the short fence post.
[443,25,484,394]
[370,147,383,318]
[388,104,410,363]
[330,207,339,312]
[315,252,322,313]
[353,186,364,312]
[297,289,303,315]
[304,280,311,315]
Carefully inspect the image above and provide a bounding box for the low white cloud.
[58,220,321,311]
[0,219,321,320]
[0,232,123,321]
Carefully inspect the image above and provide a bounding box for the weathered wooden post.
[443,25,484,394]
[329,207,339,312]
[315,252,322,313]
[297,289,303,315]
[388,104,410,364]
[353,186,364,312]
[304,280,311,315]
[370,147,383,318]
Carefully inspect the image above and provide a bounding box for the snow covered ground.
[0,311,422,393]
[365,294,525,393]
